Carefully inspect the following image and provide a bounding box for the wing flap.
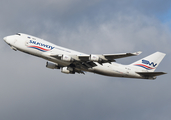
[78,55,90,61]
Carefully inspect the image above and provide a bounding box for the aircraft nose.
[3,36,7,41]
[3,36,12,45]
[3,36,9,43]
[3,36,12,44]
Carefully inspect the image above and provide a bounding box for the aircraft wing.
[78,51,142,63]
[50,51,142,65]
[101,51,142,60]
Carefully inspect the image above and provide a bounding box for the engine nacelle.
[61,55,74,62]
[89,55,102,62]
[61,67,75,74]
[46,61,60,69]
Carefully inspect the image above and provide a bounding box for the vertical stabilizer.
[129,52,166,72]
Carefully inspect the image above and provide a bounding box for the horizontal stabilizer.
[136,72,167,77]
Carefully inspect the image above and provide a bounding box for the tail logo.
[134,60,157,70]
[142,60,157,67]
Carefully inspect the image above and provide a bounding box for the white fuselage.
[3,33,148,79]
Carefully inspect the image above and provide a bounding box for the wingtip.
[162,72,167,74]
[133,51,142,56]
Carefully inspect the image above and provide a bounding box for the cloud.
[1,0,171,120]
[48,13,171,56]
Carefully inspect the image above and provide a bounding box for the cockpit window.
[16,33,21,36]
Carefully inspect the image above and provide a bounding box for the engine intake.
[46,61,60,69]
[61,67,75,74]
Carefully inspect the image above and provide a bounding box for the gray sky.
[1,0,171,120]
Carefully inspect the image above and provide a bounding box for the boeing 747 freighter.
[4,33,166,79]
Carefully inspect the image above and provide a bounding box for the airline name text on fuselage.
[29,40,55,50]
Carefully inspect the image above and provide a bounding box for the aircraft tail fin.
[129,52,166,72]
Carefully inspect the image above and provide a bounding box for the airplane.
[3,33,166,80]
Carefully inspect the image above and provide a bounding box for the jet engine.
[61,67,75,74]
[89,55,102,62]
[61,55,74,62]
[46,61,60,69]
